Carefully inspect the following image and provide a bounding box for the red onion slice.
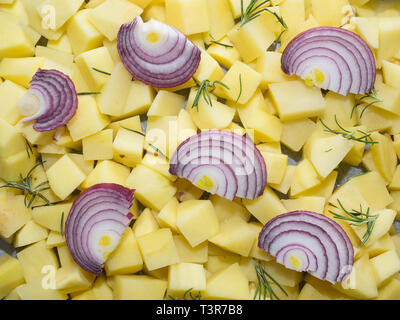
[169,130,266,200]
[65,183,135,275]
[258,211,354,284]
[17,69,78,132]
[281,27,376,96]
[117,16,201,88]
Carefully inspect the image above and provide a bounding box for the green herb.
[25,139,34,159]
[77,92,101,96]
[329,200,377,247]
[239,0,287,30]
[209,35,233,48]
[92,67,111,76]
[192,79,230,110]
[320,115,378,146]
[120,126,168,159]
[60,211,65,237]
[350,88,382,119]
[235,74,243,103]
[325,148,333,153]
[267,30,286,52]
[168,288,201,300]
[253,260,288,300]
[0,162,50,209]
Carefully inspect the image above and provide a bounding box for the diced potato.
[168,262,206,298]
[268,80,325,121]
[143,3,166,22]
[105,227,143,276]
[67,96,110,142]
[210,194,251,223]
[17,277,68,300]
[148,91,185,118]
[16,121,54,146]
[0,80,25,125]
[141,153,177,182]
[137,228,180,271]
[46,231,66,248]
[214,61,262,105]
[282,196,325,214]
[14,220,48,248]
[107,115,142,138]
[0,254,25,299]
[145,115,177,158]
[177,200,219,247]
[173,235,208,264]
[46,154,87,200]
[256,52,293,90]
[290,159,321,197]
[113,275,167,300]
[376,277,400,300]
[204,0,234,44]
[382,60,400,89]
[366,234,397,258]
[165,0,210,36]
[281,118,316,152]
[121,80,155,118]
[113,128,144,167]
[310,0,350,27]
[370,250,400,287]
[16,240,59,282]
[82,129,113,161]
[75,47,114,91]
[301,274,352,300]
[262,259,303,288]
[269,165,296,195]
[157,197,179,233]
[0,57,43,88]
[32,202,72,233]
[376,17,400,67]
[193,49,224,83]
[243,186,287,224]
[126,165,177,211]
[67,9,104,55]
[132,208,160,238]
[55,266,95,295]
[206,37,240,69]
[369,132,397,183]
[204,263,249,300]
[319,91,357,128]
[81,160,130,189]
[47,34,72,54]
[260,151,288,185]
[88,0,143,41]
[98,62,132,116]
[0,194,31,238]
[351,17,379,49]
[209,216,258,257]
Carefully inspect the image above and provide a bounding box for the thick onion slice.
[117,16,201,88]
[258,211,354,284]
[169,130,266,200]
[65,183,135,275]
[17,69,78,132]
[281,27,376,96]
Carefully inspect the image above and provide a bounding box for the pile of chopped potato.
[1,0,400,301]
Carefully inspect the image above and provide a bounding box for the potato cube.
[17,277,68,300]
[0,57,44,88]
[351,17,379,49]
[67,9,104,55]
[165,0,209,36]
[107,115,142,138]
[173,235,208,264]
[122,80,155,118]
[46,155,87,200]
[269,165,296,195]
[364,76,400,116]
[256,52,293,90]
[82,129,113,161]
[209,216,258,257]
[204,0,234,43]
[16,240,59,282]
[126,164,177,211]
[46,231,66,248]
[0,150,36,182]
[193,49,224,83]
[243,186,286,224]
[32,202,72,233]
[157,197,179,233]
[137,228,180,271]
[206,255,240,275]
[0,195,32,238]
[75,47,114,91]
[81,160,130,189]
[98,62,132,116]
[263,259,303,287]
[141,153,177,182]
[370,250,400,287]
[88,0,143,41]
[14,220,48,248]
[206,37,240,69]
[310,0,350,27]
[0,80,25,125]
[268,80,325,121]
[0,254,25,299]
[366,234,397,258]
[376,277,400,300]
[204,263,249,300]
[113,275,167,300]
[145,115,178,158]
[105,228,143,276]
[168,262,206,298]
[377,18,400,67]
[55,266,95,294]
[290,159,321,197]
[132,208,159,238]
[113,128,144,167]
[209,194,251,223]
[320,91,356,128]
[370,132,397,183]
[261,151,288,185]
[281,118,316,152]
[382,60,400,89]
[148,90,185,117]
[214,61,262,105]
[177,200,219,247]
[142,3,166,22]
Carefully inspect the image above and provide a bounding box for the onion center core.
[146,32,160,43]
[304,68,326,87]
[197,175,214,191]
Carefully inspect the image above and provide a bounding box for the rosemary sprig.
[267,29,286,52]
[209,34,233,48]
[0,162,50,209]
[320,115,378,145]
[191,79,230,110]
[329,200,377,247]
[60,211,65,237]
[120,126,168,159]
[25,139,34,159]
[77,92,101,96]
[253,260,288,300]
[236,74,242,103]
[92,67,111,76]
[168,288,201,300]
[239,0,287,30]
[350,88,382,119]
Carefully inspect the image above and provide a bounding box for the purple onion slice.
[281,27,376,96]
[169,130,266,200]
[258,211,354,284]
[17,69,78,132]
[65,183,135,275]
[117,16,201,88]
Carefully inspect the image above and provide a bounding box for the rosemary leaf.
[236,74,243,103]
[209,34,233,48]
[60,211,65,237]
[77,92,101,96]
[239,0,287,30]
[253,259,288,300]
[92,67,111,76]
[191,79,230,110]
[350,88,382,119]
